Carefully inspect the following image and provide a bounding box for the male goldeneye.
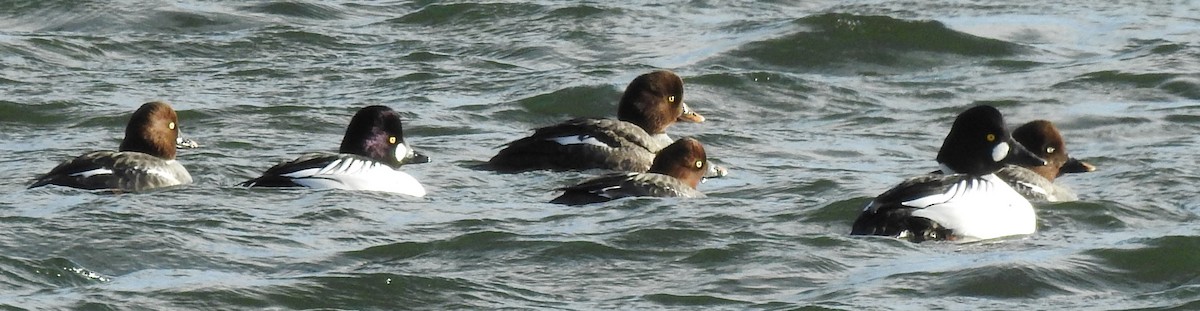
[30,101,196,192]
[486,70,708,173]
[550,137,709,205]
[995,120,1096,202]
[239,105,430,197]
[850,105,1047,242]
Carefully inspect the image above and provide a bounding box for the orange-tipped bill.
[678,102,705,123]
[1062,157,1096,174]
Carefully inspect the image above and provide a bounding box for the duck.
[850,105,1047,242]
[239,105,430,197]
[29,101,196,192]
[995,120,1096,202]
[486,70,707,173]
[550,137,709,205]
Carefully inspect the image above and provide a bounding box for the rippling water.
[2,1,1199,310]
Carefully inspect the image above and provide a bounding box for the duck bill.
[1061,157,1096,174]
[677,102,705,123]
[406,147,431,165]
[1000,137,1046,167]
[705,163,728,178]
[175,129,200,149]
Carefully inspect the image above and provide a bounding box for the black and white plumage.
[240,153,425,195]
[487,70,706,173]
[851,105,1047,242]
[551,137,709,205]
[30,101,195,192]
[240,105,430,197]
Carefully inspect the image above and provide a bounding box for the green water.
[1,1,1198,310]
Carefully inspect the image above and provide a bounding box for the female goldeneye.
[550,137,709,205]
[239,105,430,197]
[486,70,706,173]
[850,105,1047,242]
[29,101,196,192]
[996,120,1096,202]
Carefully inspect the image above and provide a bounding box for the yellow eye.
[168,122,176,130]
[388,136,397,144]
[985,133,995,142]
[694,160,704,168]
[668,96,676,103]
[1046,146,1056,154]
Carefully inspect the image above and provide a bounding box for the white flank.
[908,174,1036,241]
[283,158,425,197]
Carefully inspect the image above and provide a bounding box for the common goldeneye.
[550,137,709,205]
[29,101,196,192]
[850,105,1047,242]
[995,120,1096,202]
[486,70,708,173]
[239,105,430,197]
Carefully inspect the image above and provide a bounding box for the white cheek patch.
[550,135,609,148]
[992,142,1009,162]
[394,143,410,162]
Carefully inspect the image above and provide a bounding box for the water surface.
[1,1,1198,310]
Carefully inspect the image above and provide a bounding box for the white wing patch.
[281,157,425,197]
[549,135,610,148]
[595,185,623,199]
[862,201,877,212]
[69,168,114,178]
[1015,181,1049,196]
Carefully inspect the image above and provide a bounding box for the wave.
[0,100,96,126]
[0,255,109,290]
[387,2,615,28]
[0,1,259,34]
[1082,235,1200,288]
[388,3,548,27]
[239,1,346,20]
[1056,70,1200,100]
[725,13,1027,74]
